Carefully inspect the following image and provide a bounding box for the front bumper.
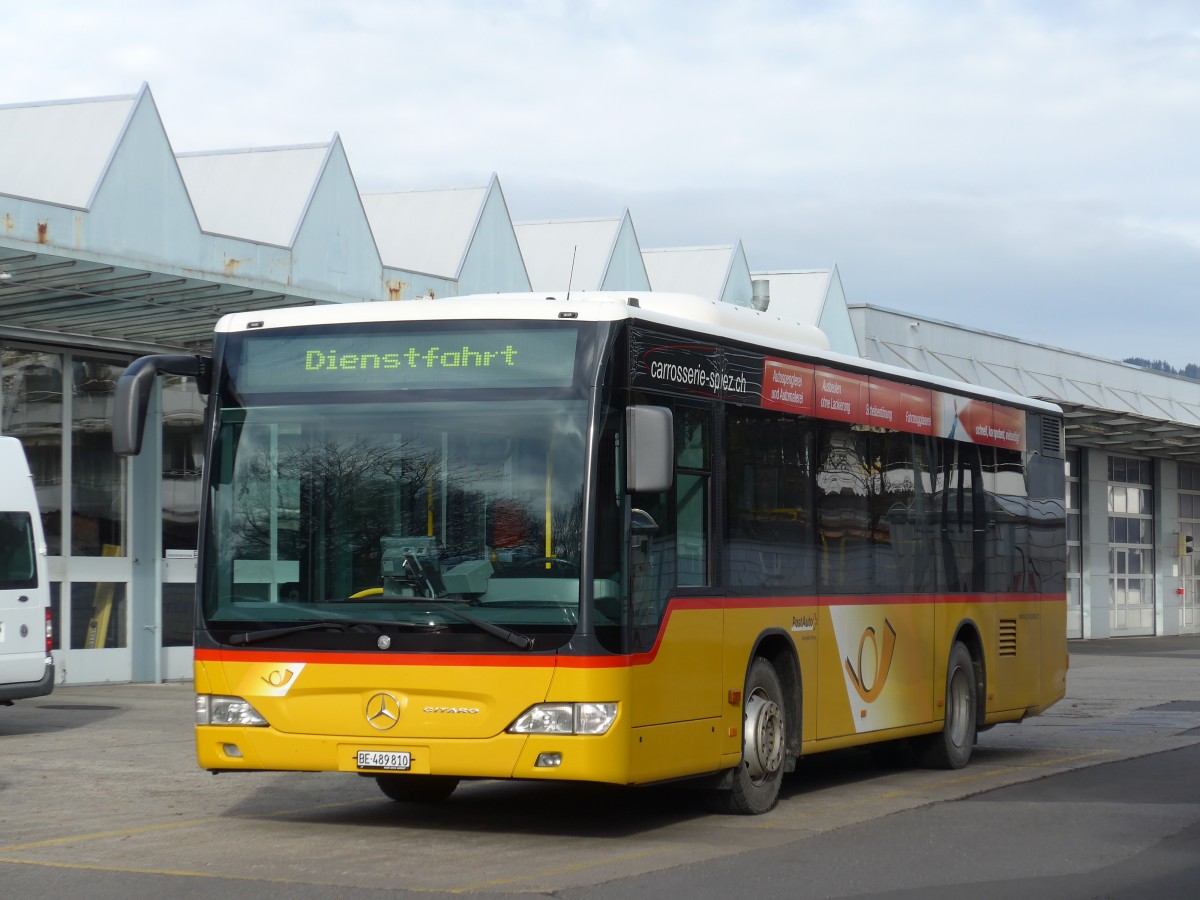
[197,722,634,784]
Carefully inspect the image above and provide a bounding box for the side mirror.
[114,354,211,457]
[626,405,673,493]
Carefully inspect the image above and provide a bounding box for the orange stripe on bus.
[194,592,1062,669]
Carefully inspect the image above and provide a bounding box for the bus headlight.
[196,694,269,727]
[508,702,618,735]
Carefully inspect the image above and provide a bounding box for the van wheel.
[916,641,977,769]
[712,658,787,814]
[376,775,459,803]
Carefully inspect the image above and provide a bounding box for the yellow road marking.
[0,798,372,854]
[940,749,1113,785]
[0,857,228,881]
[0,818,221,853]
[0,857,456,894]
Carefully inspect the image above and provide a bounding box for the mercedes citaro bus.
[114,291,1066,814]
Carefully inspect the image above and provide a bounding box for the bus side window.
[817,425,872,593]
[725,407,814,594]
[936,440,986,593]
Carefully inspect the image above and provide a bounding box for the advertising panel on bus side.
[631,327,1026,449]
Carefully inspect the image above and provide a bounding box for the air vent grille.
[999,619,1018,657]
[1041,415,1064,457]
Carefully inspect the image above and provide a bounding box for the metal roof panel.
[176,144,330,247]
[750,270,831,323]
[643,246,734,299]
[0,94,136,208]
[362,187,488,277]
[514,217,621,290]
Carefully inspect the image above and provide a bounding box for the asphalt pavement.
[1,634,1199,898]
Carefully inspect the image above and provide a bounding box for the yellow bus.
[115,291,1067,814]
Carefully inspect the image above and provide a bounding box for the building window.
[69,581,126,649]
[1066,449,1082,637]
[71,357,126,556]
[1107,454,1154,634]
[162,374,205,552]
[1179,463,1200,632]
[1,346,65,555]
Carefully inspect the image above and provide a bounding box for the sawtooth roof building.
[3,83,1198,684]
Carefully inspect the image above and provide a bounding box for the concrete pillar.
[1083,448,1110,639]
[1158,459,1180,636]
[129,382,163,683]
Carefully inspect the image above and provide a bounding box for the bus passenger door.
[626,401,722,780]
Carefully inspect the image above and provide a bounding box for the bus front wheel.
[916,641,977,769]
[713,657,787,815]
[375,774,459,803]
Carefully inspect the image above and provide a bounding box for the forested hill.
[1124,358,1200,380]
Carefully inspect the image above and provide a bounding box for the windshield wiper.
[386,599,535,650]
[227,618,444,646]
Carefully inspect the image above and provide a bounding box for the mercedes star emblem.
[365,692,401,731]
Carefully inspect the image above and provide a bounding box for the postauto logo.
[844,618,897,704]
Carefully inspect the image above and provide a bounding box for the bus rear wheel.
[713,657,787,815]
[375,774,459,803]
[916,641,977,769]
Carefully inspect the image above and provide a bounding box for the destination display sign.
[233,328,580,394]
[631,330,1025,451]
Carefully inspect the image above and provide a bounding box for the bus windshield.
[201,331,594,651]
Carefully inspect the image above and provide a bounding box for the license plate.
[356,750,411,771]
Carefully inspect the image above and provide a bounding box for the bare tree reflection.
[227,433,583,599]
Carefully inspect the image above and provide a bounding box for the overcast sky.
[6,0,1199,366]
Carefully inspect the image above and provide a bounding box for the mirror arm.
[113,354,211,457]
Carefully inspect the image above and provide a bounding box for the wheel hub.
[743,689,784,780]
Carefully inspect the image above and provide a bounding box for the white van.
[0,436,54,704]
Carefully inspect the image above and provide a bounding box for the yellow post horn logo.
[845,618,897,703]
